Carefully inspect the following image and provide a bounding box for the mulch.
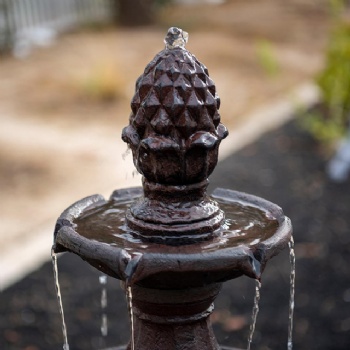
[1,118,350,350]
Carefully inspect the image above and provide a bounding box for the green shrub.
[76,61,126,103]
[255,39,280,78]
[302,1,350,145]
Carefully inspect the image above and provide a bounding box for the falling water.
[288,236,296,350]
[132,169,139,178]
[51,249,70,350]
[247,279,262,350]
[99,275,108,337]
[126,286,135,350]
[122,146,131,160]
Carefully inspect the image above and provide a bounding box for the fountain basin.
[53,187,291,289]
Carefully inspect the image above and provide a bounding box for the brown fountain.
[53,27,292,350]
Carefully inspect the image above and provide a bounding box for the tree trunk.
[117,0,155,26]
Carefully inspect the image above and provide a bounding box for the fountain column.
[125,283,221,350]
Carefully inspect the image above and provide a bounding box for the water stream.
[287,236,296,350]
[122,146,131,161]
[99,275,108,337]
[51,249,70,350]
[247,279,261,350]
[127,286,135,350]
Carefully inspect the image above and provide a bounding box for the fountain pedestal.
[126,284,221,350]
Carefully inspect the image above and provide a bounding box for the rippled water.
[74,194,279,254]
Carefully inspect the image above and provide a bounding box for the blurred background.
[1,0,350,349]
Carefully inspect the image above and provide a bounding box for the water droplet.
[101,288,107,309]
[122,146,131,160]
[99,275,108,337]
[101,314,108,337]
[99,275,107,285]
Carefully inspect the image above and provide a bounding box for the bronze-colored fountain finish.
[122,28,227,186]
[53,28,292,350]
[122,27,228,242]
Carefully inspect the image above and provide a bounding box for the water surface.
[73,193,279,254]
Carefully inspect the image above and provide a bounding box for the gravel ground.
[1,116,350,350]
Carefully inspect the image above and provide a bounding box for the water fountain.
[52,27,292,350]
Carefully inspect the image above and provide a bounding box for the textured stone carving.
[122,28,228,186]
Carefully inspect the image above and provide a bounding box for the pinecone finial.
[122,28,228,186]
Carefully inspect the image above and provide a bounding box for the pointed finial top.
[164,27,189,50]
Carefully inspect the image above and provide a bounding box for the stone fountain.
[53,27,292,350]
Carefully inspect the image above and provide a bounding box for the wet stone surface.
[1,119,350,350]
